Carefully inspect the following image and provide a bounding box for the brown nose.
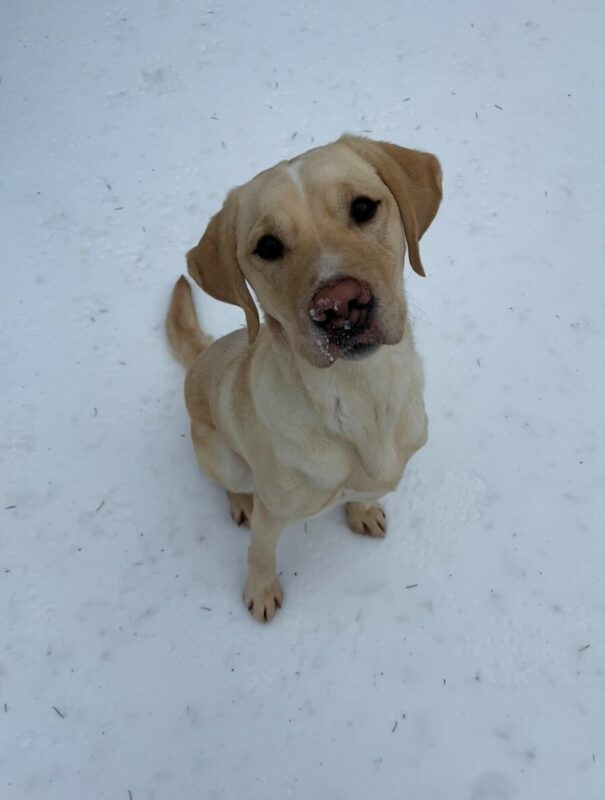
[309,278,374,334]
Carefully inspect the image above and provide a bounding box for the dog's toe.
[345,502,387,538]
[228,492,253,529]
[243,577,284,623]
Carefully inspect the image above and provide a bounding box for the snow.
[1,1,604,798]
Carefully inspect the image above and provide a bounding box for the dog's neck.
[253,315,421,483]
[263,311,412,407]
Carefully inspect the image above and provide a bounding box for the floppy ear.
[186,191,260,343]
[340,135,442,277]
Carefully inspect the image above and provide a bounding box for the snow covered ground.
[2,1,604,798]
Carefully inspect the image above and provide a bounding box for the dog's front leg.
[243,497,286,623]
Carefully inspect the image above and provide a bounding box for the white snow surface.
[2,2,604,798]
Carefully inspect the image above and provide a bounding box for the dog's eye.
[253,234,284,261]
[350,196,379,224]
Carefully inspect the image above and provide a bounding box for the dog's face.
[187,136,442,368]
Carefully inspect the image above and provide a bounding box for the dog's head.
[187,135,442,368]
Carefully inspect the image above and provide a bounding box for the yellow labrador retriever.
[166,135,442,622]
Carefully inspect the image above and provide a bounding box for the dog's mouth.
[325,310,382,359]
[335,336,382,360]
[310,310,384,364]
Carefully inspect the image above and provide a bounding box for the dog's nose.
[309,278,374,334]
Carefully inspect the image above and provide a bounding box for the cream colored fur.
[166,135,442,622]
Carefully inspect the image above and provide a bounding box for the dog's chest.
[327,389,408,492]
[253,340,427,514]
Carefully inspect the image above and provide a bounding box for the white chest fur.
[246,327,427,518]
[299,330,427,494]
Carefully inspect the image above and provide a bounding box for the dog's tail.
[165,276,213,368]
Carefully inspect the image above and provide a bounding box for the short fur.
[166,135,442,622]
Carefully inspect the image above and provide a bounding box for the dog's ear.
[340,135,442,277]
[186,191,260,343]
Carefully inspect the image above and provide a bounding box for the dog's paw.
[243,576,283,623]
[345,502,387,538]
[228,492,253,528]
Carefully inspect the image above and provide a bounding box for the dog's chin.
[338,340,382,361]
[306,323,389,368]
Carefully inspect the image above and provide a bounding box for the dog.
[166,134,442,622]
